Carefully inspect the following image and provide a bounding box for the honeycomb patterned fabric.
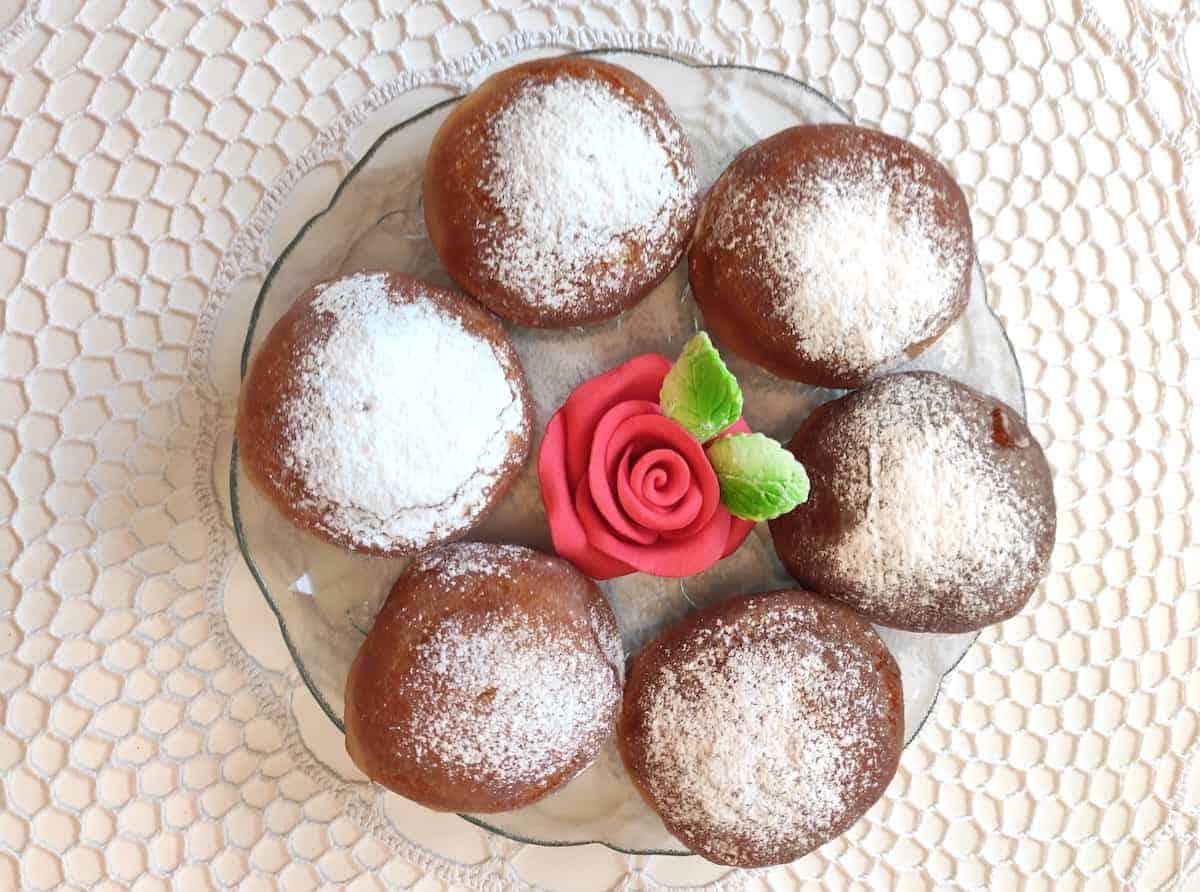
[0,1,1196,889]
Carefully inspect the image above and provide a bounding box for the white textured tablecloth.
[0,1,1197,889]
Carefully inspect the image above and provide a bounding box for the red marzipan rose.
[537,354,754,579]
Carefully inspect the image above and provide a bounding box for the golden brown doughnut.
[770,371,1056,632]
[689,124,973,387]
[617,590,903,867]
[236,271,531,556]
[424,56,699,328]
[344,543,624,813]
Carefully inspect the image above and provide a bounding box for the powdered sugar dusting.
[635,599,895,864]
[412,540,523,582]
[591,601,625,679]
[816,373,1043,623]
[280,273,526,551]
[409,609,618,788]
[707,152,969,378]
[481,76,694,311]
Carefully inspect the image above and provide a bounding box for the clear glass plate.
[230,48,1026,855]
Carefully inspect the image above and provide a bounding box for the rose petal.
[577,475,656,547]
[630,449,690,506]
[618,447,704,532]
[586,400,663,543]
[723,515,756,556]
[603,413,722,537]
[558,355,672,485]
[590,504,732,577]
[538,411,634,579]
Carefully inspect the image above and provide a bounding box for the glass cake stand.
[229,47,1025,855]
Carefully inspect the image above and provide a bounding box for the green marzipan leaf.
[659,332,743,442]
[705,432,810,522]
